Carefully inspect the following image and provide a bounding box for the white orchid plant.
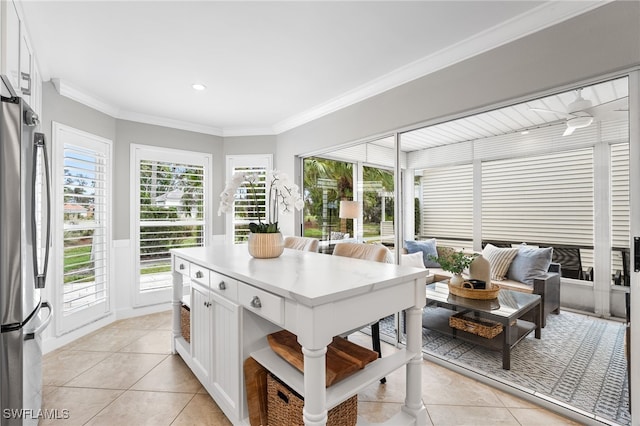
[218,170,304,233]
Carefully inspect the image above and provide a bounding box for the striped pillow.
[483,244,519,280]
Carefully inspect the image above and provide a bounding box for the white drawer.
[210,271,238,302]
[174,257,190,276]
[189,264,210,285]
[238,283,283,325]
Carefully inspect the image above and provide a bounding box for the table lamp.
[339,200,361,240]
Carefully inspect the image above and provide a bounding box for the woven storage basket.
[180,304,190,343]
[448,281,500,300]
[449,312,503,339]
[267,374,357,426]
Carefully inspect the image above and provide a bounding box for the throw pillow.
[330,231,348,240]
[405,239,440,268]
[482,243,519,280]
[400,251,426,269]
[508,245,553,285]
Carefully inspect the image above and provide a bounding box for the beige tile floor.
[42,310,580,425]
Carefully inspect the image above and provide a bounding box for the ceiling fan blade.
[529,107,574,119]
[583,97,629,120]
[563,126,576,136]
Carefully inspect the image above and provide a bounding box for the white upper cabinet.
[1,0,21,93]
[19,22,32,104]
[1,0,41,115]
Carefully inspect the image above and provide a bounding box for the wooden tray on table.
[266,329,378,387]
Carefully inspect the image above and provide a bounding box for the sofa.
[403,241,561,328]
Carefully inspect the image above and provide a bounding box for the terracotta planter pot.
[248,232,284,259]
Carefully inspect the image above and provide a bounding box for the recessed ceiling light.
[192,83,206,91]
[520,130,530,135]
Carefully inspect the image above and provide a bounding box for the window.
[132,145,211,306]
[303,157,353,243]
[53,123,112,334]
[482,148,594,279]
[225,155,272,243]
[419,163,473,248]
[611,142,630,285]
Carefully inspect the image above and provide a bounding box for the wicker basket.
[449,312,503,339]
[448,281,500,300]
[267,374,357,426]
[180,304,190,343]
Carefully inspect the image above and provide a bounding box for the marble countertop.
[172,243,427,307]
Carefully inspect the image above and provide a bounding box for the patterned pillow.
[330,231,348,240]
[482,244,519,280]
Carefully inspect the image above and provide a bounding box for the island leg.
[402,305,428,424]
[171,269,182,354]
[302,346,328,426]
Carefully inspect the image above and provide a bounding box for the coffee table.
[424,281,541,370]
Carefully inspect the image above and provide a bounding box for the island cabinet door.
[191,283,212,383]
[210,292,241,415]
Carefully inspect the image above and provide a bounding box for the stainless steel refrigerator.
[0,76,52,426]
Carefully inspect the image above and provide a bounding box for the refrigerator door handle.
[24,301,53,341]
[31,132,51,289]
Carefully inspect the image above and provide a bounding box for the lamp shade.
[339,200,361,219]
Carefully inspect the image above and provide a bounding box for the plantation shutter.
[420,163,473,243]
[481,148,594,246]
[226,155,272,243]
[138,159,205,291]
[62,144,109,315]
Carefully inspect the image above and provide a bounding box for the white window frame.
[131,144,212,307]
[52,122,113,335]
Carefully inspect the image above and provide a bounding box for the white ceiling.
[20,1,607,136]
[398,76,629,151]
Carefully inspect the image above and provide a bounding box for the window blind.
[481,148,594,246]
[138,160,205,291]
[62,144,109,315]
[611,142,629,280]
[420,163,473,241]
[231,165,268,243]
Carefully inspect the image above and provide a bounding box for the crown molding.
[52,78,120,118]
[52,78,224,136]
[118,110,223,137]
[272,1,610,134]
[222,127,277,137]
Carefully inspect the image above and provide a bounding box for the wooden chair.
[283,236,319,252]
[332,242,389,383]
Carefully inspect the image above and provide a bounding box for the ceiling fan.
[530,89,628,136]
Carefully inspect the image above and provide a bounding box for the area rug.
[378,309,630,425]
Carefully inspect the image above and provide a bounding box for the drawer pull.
[218,281,226,290]
[195,270,203,279]
[250,296,262,308]
[179,264,185,270]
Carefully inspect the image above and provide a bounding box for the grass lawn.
[64,245,92,273]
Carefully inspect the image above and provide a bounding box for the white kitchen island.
[171,243,428,426]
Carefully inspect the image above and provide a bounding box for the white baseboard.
[43,239,173,354]
[115,302,172,320]
[43,313,115,354]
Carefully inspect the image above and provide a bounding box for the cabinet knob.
[250,296,262,308]
[218,281,226,290]
[204,301,211,308]
[179,264,185,270]
[195,270,203,279]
